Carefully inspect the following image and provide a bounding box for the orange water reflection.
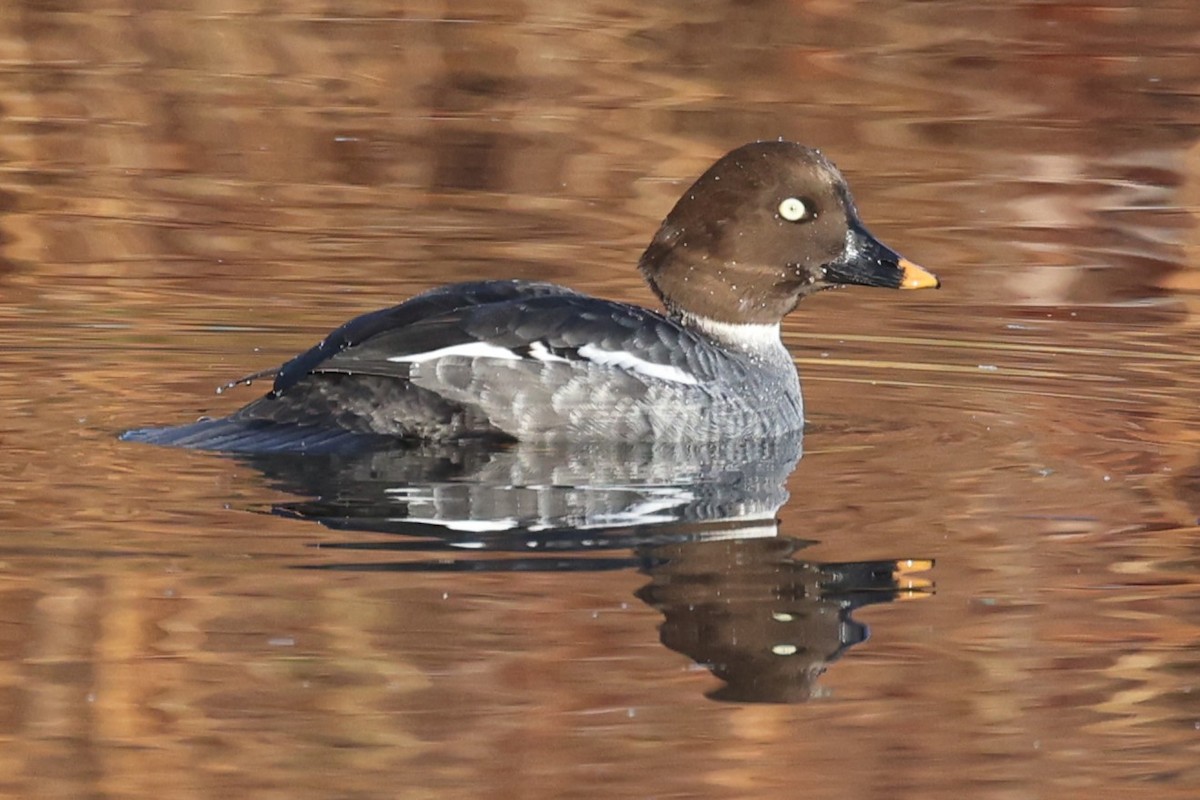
[4,0,1200,797]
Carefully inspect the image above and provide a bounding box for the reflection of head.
[638,538,928,703]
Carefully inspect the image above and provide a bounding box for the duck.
[122,140,939,451]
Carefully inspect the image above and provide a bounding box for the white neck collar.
[680,313,784,353]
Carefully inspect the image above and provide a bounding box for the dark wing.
[268,280,583,396]
[291,292,726,390]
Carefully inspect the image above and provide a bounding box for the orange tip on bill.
[898,258,941,290]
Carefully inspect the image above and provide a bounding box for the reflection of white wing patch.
[577,344,699,385]
[388,342,520,364]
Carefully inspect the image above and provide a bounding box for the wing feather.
[301,294,722,388]
[269,280,581,396]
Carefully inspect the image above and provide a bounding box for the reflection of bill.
[218,433,933,703]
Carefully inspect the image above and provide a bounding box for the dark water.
[4,1,1200,797]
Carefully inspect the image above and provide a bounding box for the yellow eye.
[778,197,811,222]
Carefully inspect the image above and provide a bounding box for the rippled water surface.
[5,1,1200,797]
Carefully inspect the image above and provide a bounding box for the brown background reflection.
[2,1,1200,797]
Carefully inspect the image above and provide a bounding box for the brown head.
[639,141,939,326]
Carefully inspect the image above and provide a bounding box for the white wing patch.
[577,344,700,385]
[386,338,700,386]
[388,341,521,364]
[528,341,570,363]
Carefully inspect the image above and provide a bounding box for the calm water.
[4,1,1200,797]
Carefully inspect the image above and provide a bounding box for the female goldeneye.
[123,141,939,451]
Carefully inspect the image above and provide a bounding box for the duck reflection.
[237,432,932,702]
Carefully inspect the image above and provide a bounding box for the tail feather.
[119,418,391,454]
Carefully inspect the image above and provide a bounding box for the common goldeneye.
[122,140,939,450]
